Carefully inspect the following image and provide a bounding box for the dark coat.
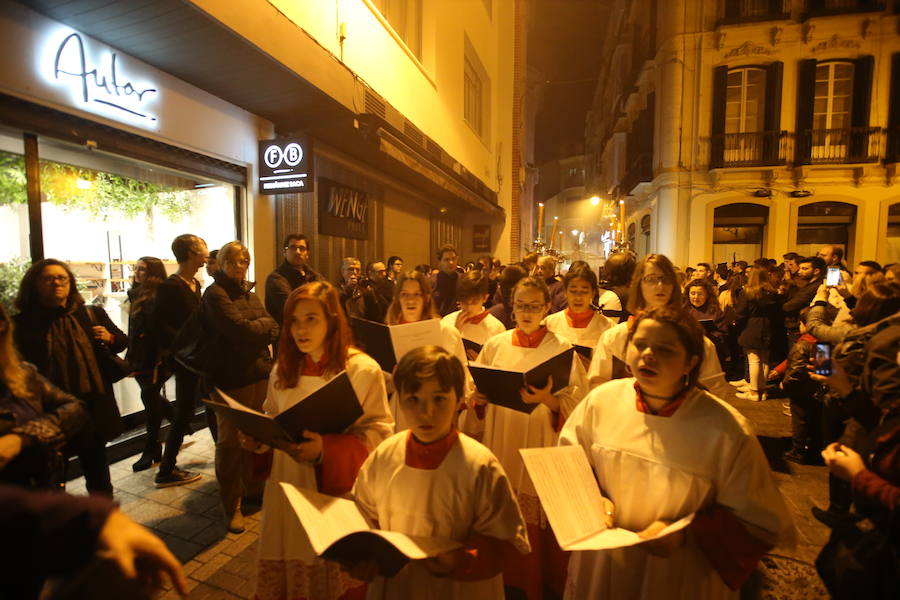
[431,270,459,317]
[13,303,127,442]
[781,334,823,402]
[202,272,279,390]
[153,274,201,354]
[264,261,321,326]
[125,286,160,373]
[686,303,728,361]
[735,289,785,351]
[0,363,87,488]
[782,278,821,331]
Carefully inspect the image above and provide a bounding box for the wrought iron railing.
[806,0,886,17]
[710,131,789,168]
[796,127,882,165]
[887,128,900,164]
[722,0,790,22]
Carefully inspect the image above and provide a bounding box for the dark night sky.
[529,0,608,164]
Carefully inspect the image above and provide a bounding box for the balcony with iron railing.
[795,127,883,165]
[887,128,900,164]
[720,0,791,25]
[805,0,887,18]
[710,131,790,168]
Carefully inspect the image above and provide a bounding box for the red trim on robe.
[633,382,689,417]
[448,533,523,582]
[302,354,328,376]
[315,434,369,496]
[473,403,486,420]
[552,411,565,433]
[405,429,459,469]
[689,506,773,590]
[250,450,274,480]
[464,310,491,325]
[512,326,549,348]
[564,308,594,329]
[503,522,548,600]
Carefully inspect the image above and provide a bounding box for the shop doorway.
[795,201,857,264]
[712,202,768,264]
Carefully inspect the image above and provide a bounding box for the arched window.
[796,201,857,263]
[713,203,768,264]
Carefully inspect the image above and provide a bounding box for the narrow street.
[66,389,833,599]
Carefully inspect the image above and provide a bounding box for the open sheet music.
[520,446,694,550]
[279,483,462,577]
[203,372,362,447]
[350,317,443,371]
[469,347,574,414]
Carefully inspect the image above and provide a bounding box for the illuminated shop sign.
[41,29,159,128]
[258,137,314,195]
[318,178,368,240]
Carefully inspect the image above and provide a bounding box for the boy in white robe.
[351,346,530,600]
[441,270,506,361]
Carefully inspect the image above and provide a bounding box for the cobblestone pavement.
[64,387,832,599]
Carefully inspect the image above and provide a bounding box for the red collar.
[513,326,549,348]
[464,310,490,325]
[405,428,459,469]
[633,381,688,417]
[302,353,328,376]
[799,333,818,343]
[565,308,594,328]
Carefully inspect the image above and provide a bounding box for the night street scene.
[1,1,899,599]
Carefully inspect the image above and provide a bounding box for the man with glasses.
[152,234,208,487]
[264,234,321,326]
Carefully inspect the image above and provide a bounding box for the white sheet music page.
[279,482,372,554]
[519,446,607,547]
[389,319,442,362]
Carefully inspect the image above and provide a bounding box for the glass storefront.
[0,129,242,416]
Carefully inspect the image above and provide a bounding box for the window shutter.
[889,53,900,163]
[850,55,874,160]
[764,61,784,164]
[851,55,874,128]
[711,65,728,168]
[795,59,817,165]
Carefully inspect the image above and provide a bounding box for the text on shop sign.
[258,137,313,195]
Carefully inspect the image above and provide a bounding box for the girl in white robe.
[441,270,506,361]
[560,306,795,600]
[461,276,588,600]
[544,266,612,367]
[252,282,394,600]
[587,254,732,400]
[385,270,471,430]
[351,346,530,600]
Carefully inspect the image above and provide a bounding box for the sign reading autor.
[258,137,313,195]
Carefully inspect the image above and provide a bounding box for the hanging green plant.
[0,150,192,221]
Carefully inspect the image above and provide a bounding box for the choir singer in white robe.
[561,305,795,599]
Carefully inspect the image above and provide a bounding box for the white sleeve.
[351,451,379,525]
[698,337,731,401]
[471,456,531,554]
[348,357,396,449]
[588,328,614,388]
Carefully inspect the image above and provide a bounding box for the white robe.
[543,310,612,352]
[441,310,507,356]
[459,329,588,513]
[597,289,624,324]
[587,320,733,400]
[559,379,795,600]
[352,431,531,600]
[256,351,393,600]
[390,320,473,431]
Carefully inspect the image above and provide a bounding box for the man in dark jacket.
[782,255,825,348]
[431,244,460,317]
[264,233,320,326]
[152,234,208,488]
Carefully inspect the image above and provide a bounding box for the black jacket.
[13,303,127,442]
[153,274,201,354]
[125,286,160,373]
[782,278,821,331]
[202,272,279,390]
[736,289,785,351]
[264,261,321,325]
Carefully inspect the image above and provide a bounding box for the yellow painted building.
[587,0,900,267]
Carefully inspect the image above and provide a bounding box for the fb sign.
[258,137,313,195]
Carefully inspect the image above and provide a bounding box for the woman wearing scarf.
[13,259,127,497]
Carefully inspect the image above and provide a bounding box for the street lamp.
[589,195,600,206]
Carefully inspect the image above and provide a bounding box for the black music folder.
[469,347,575,414]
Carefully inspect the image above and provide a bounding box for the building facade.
[0,0,521,434]
[586,0,900,267]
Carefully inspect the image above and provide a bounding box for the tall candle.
[537,203,545,240]
[548,216,559,250]
[557,230,563,252]
[619,200,626,242]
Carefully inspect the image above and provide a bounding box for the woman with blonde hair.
[0,303,86,488]
[203,241,280,532]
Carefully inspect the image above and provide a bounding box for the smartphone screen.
[814,343,832,376]
[826,267,841,287]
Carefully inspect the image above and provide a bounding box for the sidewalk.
[66,388,832,599]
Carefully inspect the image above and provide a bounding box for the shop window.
[0,134,29,313]
[371,0,423,59]
[712,202,768,264]
[796,201,856,262]
[885,203,900,265]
